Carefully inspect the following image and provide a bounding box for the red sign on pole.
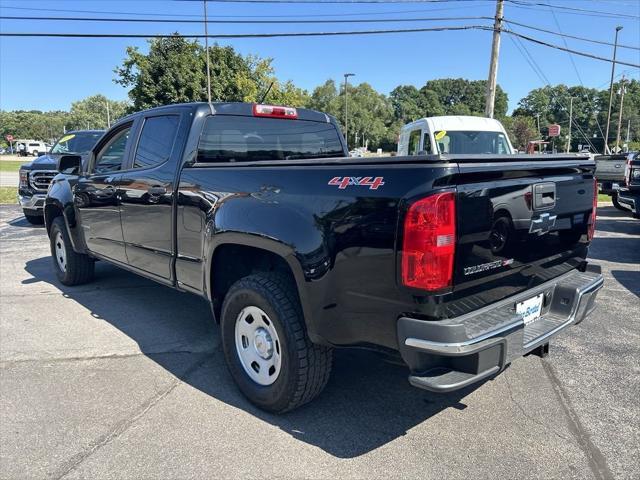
[5,134,13,142]
[548,124,561,137]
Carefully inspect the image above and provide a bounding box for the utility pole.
[106,101,111,128]
[484,0,504,118]
[604,26,623,155]
[615,75,626,153]
[343,73,355,150]
[536,113,541,137]
[566,97,573,153]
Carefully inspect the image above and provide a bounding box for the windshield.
[51,132,103,154]
[197,116,344,162]
[433,130,511,155]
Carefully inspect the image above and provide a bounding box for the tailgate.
[595,155,627,181]
[449,157,595,315]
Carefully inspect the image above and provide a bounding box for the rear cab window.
[197,116,344,162]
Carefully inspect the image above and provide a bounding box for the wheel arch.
[206,234,312,331]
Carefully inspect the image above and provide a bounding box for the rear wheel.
[32,150,38,157]
[49,216,95,286]
[221,272,332,413]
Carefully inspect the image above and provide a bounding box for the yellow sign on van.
[434,130,447,141]
[58,134,76,143]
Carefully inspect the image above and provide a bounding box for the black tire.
[612,192,629,211]
[23,211,44,225]
[49,216,95,286]
[221,272,333,413]
[32,150,38,157]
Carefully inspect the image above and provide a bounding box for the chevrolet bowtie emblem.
[529,213,557,236]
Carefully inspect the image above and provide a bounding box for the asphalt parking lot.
[0,203,638,480]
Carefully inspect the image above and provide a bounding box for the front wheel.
[49,216,95,286]
[221,273,333,413]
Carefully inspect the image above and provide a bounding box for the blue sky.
[0,0,638,113]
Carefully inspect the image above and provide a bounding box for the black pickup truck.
[45,102,603,412]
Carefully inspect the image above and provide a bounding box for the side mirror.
[58,155,82,174]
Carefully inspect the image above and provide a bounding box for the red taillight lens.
[588,178,597,241]
[401,191,456,291]
[253,104,298,119]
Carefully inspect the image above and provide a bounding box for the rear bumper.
[397,267,603,393]
[598,181,621,195]
[617,189,639,215]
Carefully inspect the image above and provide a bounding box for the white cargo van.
[398,116,514,156]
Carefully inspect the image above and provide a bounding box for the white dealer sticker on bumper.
[516,294,544,325]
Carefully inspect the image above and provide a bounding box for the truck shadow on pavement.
[24,256,485,458]
[594,206,640,235]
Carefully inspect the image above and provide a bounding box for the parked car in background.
[14,140,48,157]
[44,102,602,412]
[18,130,104,224]
[595,153,628,210]
[398,116,514,156]
[616,152,640,218]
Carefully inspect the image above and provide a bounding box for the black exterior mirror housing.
[58,155,82,174]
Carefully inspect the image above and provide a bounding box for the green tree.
[115,34,308,110]
[68,94,128,130]
[420,78,508,118]
[502,116,538,151]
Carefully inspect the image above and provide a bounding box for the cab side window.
[133,115,179,169]
[422,133,432,154]
[93,126,132,174]
[408,129,421,155]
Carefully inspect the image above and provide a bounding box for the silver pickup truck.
[595,153,630,210]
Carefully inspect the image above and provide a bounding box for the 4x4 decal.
[328,176,385,190]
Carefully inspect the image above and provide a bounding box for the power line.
[505,24,599,152]
[506,0,640,19]
[0,24,489,38]
[503,29,640,68]
[1,24,638,68]
[6,12,636,51]
[0,14,493,24]
[0,3,485,18]
[504,18,639,51]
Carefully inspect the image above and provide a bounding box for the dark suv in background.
[18,130,103,224]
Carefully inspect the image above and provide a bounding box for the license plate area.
[516,294,544,325]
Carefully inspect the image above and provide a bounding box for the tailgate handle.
[533,183,556,210]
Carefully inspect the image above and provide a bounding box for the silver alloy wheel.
[234,305,282,386]
[54,231,67,272]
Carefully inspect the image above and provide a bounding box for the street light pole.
[615,75,627,153]
[566,97,573,153]
[343,73,355,150]
[604,26,623,155]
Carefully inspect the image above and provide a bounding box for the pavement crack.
[51,354,211,480]
[541,359,614,480]
[0,349,217,366]
[504,371,569,442]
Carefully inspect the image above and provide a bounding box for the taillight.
[19,170,28,188]
[253,104,297,119]
[401,191,456,291]
[588,178,597,241]
[625,156,631,186]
